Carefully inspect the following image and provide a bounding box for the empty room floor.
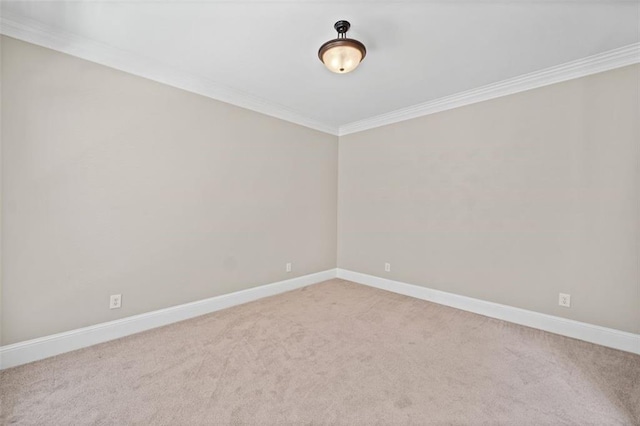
[1,279,639,425]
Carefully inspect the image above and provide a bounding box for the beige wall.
[2,36,638,346]
[1,37,338,345]
[338,65,640,334]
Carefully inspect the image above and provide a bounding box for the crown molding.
[339,42,640,136]
[0,12,339,136]
[2,13,638,138]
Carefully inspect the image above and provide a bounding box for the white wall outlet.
[559,293,571,308]
[110,294,122,309]
[385,262,391,272]
[286,262,292,273]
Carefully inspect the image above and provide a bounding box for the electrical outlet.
[110,294,122,309]
[385,262,391,272]
[559,293,571,308]
[286,262,292,273]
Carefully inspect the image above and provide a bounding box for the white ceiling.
[2,1,639,134]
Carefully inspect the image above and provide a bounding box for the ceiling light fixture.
[318,20,366,74]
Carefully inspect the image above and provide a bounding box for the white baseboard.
[3,267,636,370]
[0,269,338,370]
[337,269,640,355]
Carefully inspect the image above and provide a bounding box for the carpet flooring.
[1,279,639,425]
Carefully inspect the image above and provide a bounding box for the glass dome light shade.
[318,39,366,74]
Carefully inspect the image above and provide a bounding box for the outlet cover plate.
[110,294,122,309]
[559,293,571,308]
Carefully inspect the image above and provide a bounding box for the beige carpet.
[1,279,639,425]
